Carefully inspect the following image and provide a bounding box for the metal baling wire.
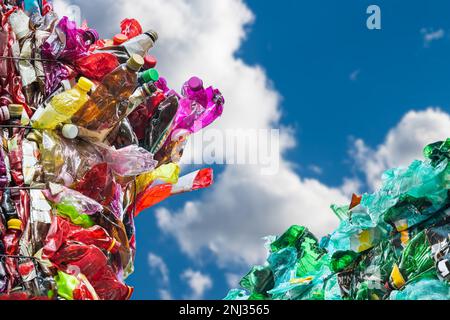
[0,124,44,190]
[0,254,37,260]
[0,55,59,63]
[0,124,127,227]
[0,52,81,296]
[0,126,46,294]
[0,254,44,292]
[0,55,56,81]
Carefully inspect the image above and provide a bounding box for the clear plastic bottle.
[98,30,158,64]
[8,9,30,40]
[33,77,94,129]
[72,54,145,141]
[126,82,159,118]
[82,82,158,143]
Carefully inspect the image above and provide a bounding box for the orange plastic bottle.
[71,54,144,141]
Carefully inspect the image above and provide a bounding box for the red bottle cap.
[113,34,128,45]
[144,55,157,69]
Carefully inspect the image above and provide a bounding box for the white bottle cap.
[62,124,79,139]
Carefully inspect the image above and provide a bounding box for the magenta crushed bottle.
[171,76,224,135]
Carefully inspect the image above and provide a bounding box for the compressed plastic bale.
[227,139,450,301]
[389,278,450,300]
[0,3,226,300]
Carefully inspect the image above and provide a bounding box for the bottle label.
[18,259,38,282]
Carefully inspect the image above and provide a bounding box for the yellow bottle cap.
[8,104,23,118]
[390,263,406,289]
[127,54,144,72]
[7,218,22,230]
[77,77,94,92]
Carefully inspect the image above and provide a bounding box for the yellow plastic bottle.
[33,77,94,129]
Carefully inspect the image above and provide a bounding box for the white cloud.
[157,163,347,267]
[340,177,362,196]
[148,252,170,285]
[421,28,445,47]
[56,0,349,269]
[181,269,213,299]
[354,108,450,190]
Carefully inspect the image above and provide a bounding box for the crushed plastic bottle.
[72,55,144,142]
[32,77,94,129]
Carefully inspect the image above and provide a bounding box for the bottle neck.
[143,83,158,96]
[124,32,155,54]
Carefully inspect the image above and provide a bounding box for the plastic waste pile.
[226,140,450,300]
[0,0,224,300]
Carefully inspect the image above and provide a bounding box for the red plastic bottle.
[43,216,120,260]
[2,219,22,290]
[49,243,132,300]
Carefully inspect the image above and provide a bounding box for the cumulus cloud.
[139,0,349,267]
[157,163,348,268]
[53,0,350,269]
[354,108,450,190]
[181,269,213,299]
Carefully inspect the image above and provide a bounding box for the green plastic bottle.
[33,77,94,129]
[270,225,306,252]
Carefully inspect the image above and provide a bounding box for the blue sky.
[127,0,450,299]
[55,0,450,299]
[240,0,450,186]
